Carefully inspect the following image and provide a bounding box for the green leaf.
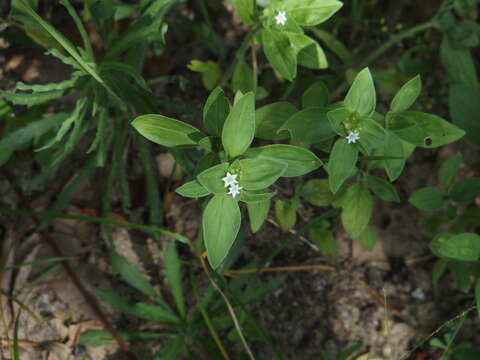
[341,183,372,238]
[197,163,229,194]
[476,278,480,318]
[327,139,358,194]
[96,289,180,324]
[409,187,445,211]
[234,158,286,190]
[432,259,448,284]
[449,178,480,202]
[255,102,296,140]
[344,67,376,117]
[279,107,335,145]
[0,113,66,152]
[37,97,87,151]
[247,198,271,233]
[131,115,204,148]
[382,131,405,182]
[203,87,230,137]
[2,89,67,106]
[261,28,297,81]
[275,199,297,231]
[440,34,478,89]
[221,91,255,158]
[366,174,400,202]
[387,111,465,148]
[390,75,422,112]
[449,261,472,293]
[14,78,76,92]
[245,144,323,177]
[175,180,210,198]
[79,330,173,347]
[309,226,337,258]
[231,0,256,24]
[439,153,462,190]
[310,28,352,65]
[283,0,343,26]
[165,241,186,318]
[232,59,254,93]
[449,84,480,145]
[358,226,376,251]
[300,179,333,206]
[203,194,241,270]
[286,32,327,69]
[358,118,386,150]
[187,60,221,90]
[154,335,185,360]
[239,189,275,203]
[302,81,329,108]
[111,251,156,298]
[13,0,112,99]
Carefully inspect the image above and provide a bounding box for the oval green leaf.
[132,114,204,148]
[203,194,241,270]
[221,91,255,158]
[245,144,323,177]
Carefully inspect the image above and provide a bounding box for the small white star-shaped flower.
[222,172,238,187]
[228,183,243,198]
[275,11,287,25]
[346,130,360,144]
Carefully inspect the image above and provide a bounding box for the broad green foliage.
[203,87,230,137]
[5,3,476,353]
[413,153,480,300]
[222,92,255,158]
[245,144,322,177]
[261,28,297,80]
[132,115,204,148]
[344,68,376,117]
[255,102,297,140]
[202,194,241,269]
[247,199,271,233]
[390,75,421,113]
[409,187,445,211]
[387,111,465,148]
[439,152,462,190]
[327,139,358,194]
[341,183,372,238]
[275,199,297,231]
[449,85,480,145]
[309,224,337,258]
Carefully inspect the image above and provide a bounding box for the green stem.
[332,19,437,99]
[0,207,189,244]
[360,19,437,69]
[190,269,231,360]
[220,26,261,87]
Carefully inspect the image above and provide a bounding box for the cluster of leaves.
[409,153,480,312]
[439,0,480,145]
[79,245,280,358]
[133,65,465,269]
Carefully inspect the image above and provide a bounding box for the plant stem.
[360,19,437,69]
[220,26,260,87]
[332,19,437,99]
[190,269,231,360]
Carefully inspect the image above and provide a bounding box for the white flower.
[228,183,243,198]
[346,130,360,144]
[275,11,287,26]
[222,172,238,187]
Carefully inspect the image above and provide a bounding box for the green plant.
[409,153,480,309]
[133,63,464,268]
[78,246,281,359]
